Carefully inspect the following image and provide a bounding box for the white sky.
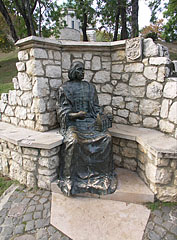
[57,0,153,30]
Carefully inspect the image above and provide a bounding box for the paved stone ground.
[0,184,176,240]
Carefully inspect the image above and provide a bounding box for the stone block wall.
[0,138,60,190]
[113,136,177,202]
[0,36,176,138]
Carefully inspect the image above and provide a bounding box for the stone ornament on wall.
[126,37,142,62]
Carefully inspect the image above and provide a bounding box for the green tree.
[162,0,177,42]
[65,0,96,41]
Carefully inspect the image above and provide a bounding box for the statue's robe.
[57,80,117,196]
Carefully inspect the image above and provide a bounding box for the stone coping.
[15,36,126,49]
[0,122,176,157]
[110,124,177,159]
[0,122,63,149]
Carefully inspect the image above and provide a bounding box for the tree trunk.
[38,0,42,37]
[113,2,120,41]
[131,0,139,37]
[0,0,19,42]
[26,0,36,35]
[82,11,88,41]
[120,0,128,40]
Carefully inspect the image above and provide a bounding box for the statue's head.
[68,61,84,81]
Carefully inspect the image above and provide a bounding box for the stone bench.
[0,122,176,201]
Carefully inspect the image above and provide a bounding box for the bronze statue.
[57,61,117,196]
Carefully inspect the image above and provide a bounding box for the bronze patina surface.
[57,61,117,196]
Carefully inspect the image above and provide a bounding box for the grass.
[0,50,18,96]
[146,201,177,211]
[0,173,15,197]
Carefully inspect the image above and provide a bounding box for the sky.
[57,0,152,30]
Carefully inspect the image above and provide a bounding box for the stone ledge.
[0,122,63,149]
[1,122,176,156]
[109,124,177,159]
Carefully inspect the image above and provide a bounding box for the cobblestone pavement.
[0,184,176,240]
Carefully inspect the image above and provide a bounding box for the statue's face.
[75,65,84,81]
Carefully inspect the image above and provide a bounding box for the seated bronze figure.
[57,61,117,196]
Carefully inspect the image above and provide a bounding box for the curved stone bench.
[0,122,176,201]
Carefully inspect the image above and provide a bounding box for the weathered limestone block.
[111,73,121,80]
[50,79,62,89]
[15,106,27,120]
[112,96,125,108]
[30,48,48,59]
[18,72,32,90]
[31,98,46,113]
[160,99,171,118]
[118,109,129,118]
[129,74,146,86]
[22,147,39,156]
[1,115,10,123]
[147,82,163,99]
[0,100,7,113]
[26,59,44,76]
[40,147,60,157]
[139,100,160,116]
[114,83,129,96]
[8,90,17,105]
[46,65,61,78]
[168,102,177,124]
[39,155,59,169]
[48,50,54,59]
[62,52,71,69]
[143,38,159,57]
[93,71,110,83]
[11,151,23,165]
[123,158,137,171]
[157,187,177,202]
[163,82,177,99]
[83,53,92,60]
[112,64,124,73]
[85,61,91,69]
[27,172,36,188]
[38,174,57,189]
[10,117,18,126]
[149,57,170,65]
[37,112,57,126]
[32,77,50,97]
[18,50,29,61]
[113,154,122,166]
[38,167,56,176]
[5,106,14,117]
[23,158,36,171]
[91,56,101,70]
[16,62,25,72]
[122,73,129,82]
[144,66,157,80]
[120,147,137,158]
[126,102,138,112]
[1,93,8,102]
[143,117,158,128]
[21,92,32,107]
[1,155,9,175]
[101,84,113,93]
[54,51,61,60]
[159,120,174,133]
[112,50,125,61]
[24,120,35,129]
[84,71,94,82]
[47,99,56,111]
[130,87,145,97]
[125,63,144,73]
[10,161,27,185]
[98,93,111,105]
[127,141,137,149]
[114,116,128,124]
[142,58,148,66]
[157,67,167,82]
[104,106,112,114]
[129,113,142,124]
[155,158,170,167]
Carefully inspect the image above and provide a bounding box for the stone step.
[51,168,154,204]
[51,191,151,240]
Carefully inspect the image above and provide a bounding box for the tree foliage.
[64,0,96,41]
[0,0,66,43]
[140,19,164,40]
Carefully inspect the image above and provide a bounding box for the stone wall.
[0,138,60,190]
[0,36,176,138]
[112,136,177,202]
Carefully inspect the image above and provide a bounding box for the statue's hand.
[68,111,86,120]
